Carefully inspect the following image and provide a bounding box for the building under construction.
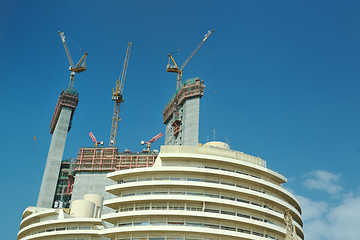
[37,89,79,209]
[163,77,205,146]
[18,29,304,240]
[52,147,158,213]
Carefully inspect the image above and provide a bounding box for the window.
[237,213,250,219]
[151,202,167,210]
[238,228,251,234]
[79,226,91,230]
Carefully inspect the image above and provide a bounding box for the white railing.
[160,145,266,167]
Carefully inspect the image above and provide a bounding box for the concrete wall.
[37,106,72,208]
[165,97,200,146]
[71,172,116,215]
[182,97,200,146]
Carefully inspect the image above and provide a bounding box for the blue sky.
[1,1,360,239]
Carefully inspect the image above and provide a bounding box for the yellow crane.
[167,29,214,89]
[58,31,88,90]
[109,42,132,147]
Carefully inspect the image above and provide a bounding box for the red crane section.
[141,133,163,151]
[89,132,104,147]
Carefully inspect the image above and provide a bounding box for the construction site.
[33,29,214,210]
[17,29,303,240]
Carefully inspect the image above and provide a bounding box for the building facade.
[71,148,158,215]
[18,194,104,240]
[100,142,304,240]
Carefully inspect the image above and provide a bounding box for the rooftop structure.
[75,147,157,172]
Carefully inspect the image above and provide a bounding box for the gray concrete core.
[71,172,116,215]
[165,97,200,146]
[37,106,72,208]
[182,97,200,146]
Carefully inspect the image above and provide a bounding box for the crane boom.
[58,31,88,90]
[89,132,98,144]
[141,132,163,151]
[167,29,214,89]
[109,42,132,147]
[119,42,132,94]
[59,31,74,68]
[181,29,214,70]
[147,132,163,143]
[89,132,103,147]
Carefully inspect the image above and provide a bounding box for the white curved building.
[100,142,304,240]
[18,194,105,240]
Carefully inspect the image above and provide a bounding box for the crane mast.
[58,31,88,90]
[167,29,214,89]
[109,42,132,147]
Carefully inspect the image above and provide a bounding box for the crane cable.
[66,35,87,54]
[169,36,202,61]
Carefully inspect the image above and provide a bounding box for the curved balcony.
[18,217,101,240]
[105,180,302,225]
[100,224,295,240]
[107,166,301,213]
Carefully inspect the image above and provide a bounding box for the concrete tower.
[37,89,79,208]
[163,77,205,146]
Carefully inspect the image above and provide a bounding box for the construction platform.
[75,147,158,172]
[50,89,79,134]
[163,77,205,125]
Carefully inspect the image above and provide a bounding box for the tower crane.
[58,31,88,90]
[109,42,132,147]
[141,132,163,151]
[167,29,214,89]
[89,132,104,147]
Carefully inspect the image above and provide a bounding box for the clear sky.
[1,0,360,239]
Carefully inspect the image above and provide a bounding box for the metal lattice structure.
[109,42,132,147]
[58,31,88,90]
[167,29,214,89]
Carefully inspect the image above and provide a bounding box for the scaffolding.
[75,147,157,172]
[163,77,205,125]
[53,159,75,208]
[50,90,79,134]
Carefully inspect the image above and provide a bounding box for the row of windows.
[117,238,218,240]
[24,225,94,238]
[117,162,280,186]
[116,218,279,240]
[118,187,283,216]
[119,174,278,200]
[25,237,101,240]
[22,215,60,229]
[116,201,281,227]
